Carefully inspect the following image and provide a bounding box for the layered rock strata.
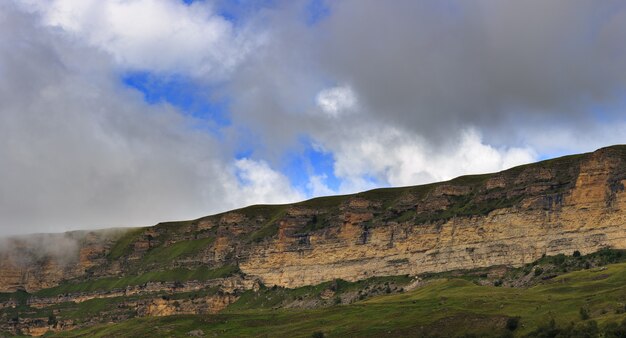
[1,145,626,335]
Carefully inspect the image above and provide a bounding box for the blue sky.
[119,0,340,198]
[2,0,626,234]
[122,69,345,196]
[122,72,231,129]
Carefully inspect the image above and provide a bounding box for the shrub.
[573,250,581,257]
[534,267,543,276]
[604,318,626,338]
[48,313,58,326]
[580,307,590,320]
[311,331,325,338]
[614,306,624,314]
[553,254,566,265]
[527,319,600,338]
[506,317,520,331]
[500,331,514,338]
[526,319,559,337]
[562,320,598,337]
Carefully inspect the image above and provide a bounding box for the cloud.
[315,0,626,139]
[0,2,300,236]
[0,233,81,267]
[16,0,263,78]
[231,158,305,205]
[225,0,626,160]
[311,126,536,194]
[316,85,357,117]
[306,174,336,197]
[3,0,626,237]
[522,121,626,157]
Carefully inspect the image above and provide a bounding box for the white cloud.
[306,174,336,197]
[231,158,305,205]
[521,122,626,157]
[16,0,262,77]
[316,85,357,117]
[4,0,624,238]
[0,2,299,236]
[319,127,536,192]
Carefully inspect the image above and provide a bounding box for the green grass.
[34,265,239,297]
[140,236,215,265]
[226,284,330,312]
[107,227,147,260]
[394,209,415,223]
[0,290,29,303]
[412,192,526,225]
[297,195,350,210]
[359,184,437,211]
[448,173,493,186]
[298,214,332,233]
[225,275,411,312]
[231,204,288,220]
[47,261,626,337]
[246,208,287,243]
[58,297,125,320]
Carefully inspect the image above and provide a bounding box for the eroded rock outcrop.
[239,147,626,287]
[2,145,626,336]
[3,147,626,292]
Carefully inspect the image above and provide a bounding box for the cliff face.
[2,146,626,335]
[240,148,626,287]
[0,231,114,293]
[2,146,626,293]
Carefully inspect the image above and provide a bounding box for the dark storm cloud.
[228,0,626,150]
[321,1,626,135]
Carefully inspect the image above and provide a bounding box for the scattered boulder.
[187,329,205,337]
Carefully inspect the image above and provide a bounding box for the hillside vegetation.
[45,257,626,337]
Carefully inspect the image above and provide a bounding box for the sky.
[1,0,626,236]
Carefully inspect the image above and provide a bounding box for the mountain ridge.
[2,144,626,336]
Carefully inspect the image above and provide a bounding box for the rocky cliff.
[1,145,626,335]
[239,146,626,287]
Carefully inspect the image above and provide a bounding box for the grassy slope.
[49,262,626,338]
[34,265,239,297]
